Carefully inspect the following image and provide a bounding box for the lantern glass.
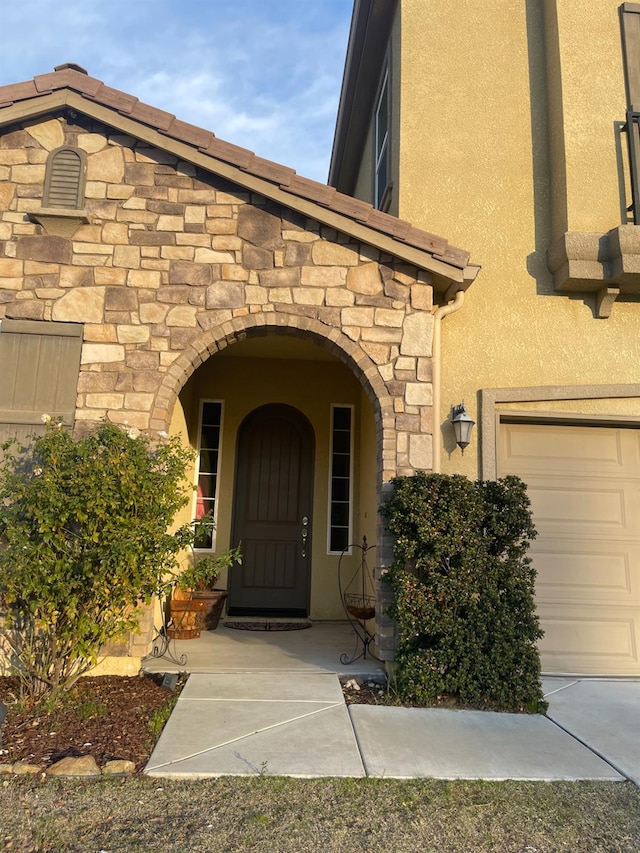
[451,404,475,452]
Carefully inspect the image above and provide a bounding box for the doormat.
[224,620,312,632]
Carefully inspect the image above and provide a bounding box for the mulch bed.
[0,673,181,772]
[340,676,388,705]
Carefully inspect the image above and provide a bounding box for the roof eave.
[328,0,397,193]
[0,89,474,293]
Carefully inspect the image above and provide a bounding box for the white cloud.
[0,0,352,181]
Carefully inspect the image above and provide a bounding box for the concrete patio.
[142,620,385,678]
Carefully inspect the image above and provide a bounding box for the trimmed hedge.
[380,472,545,712]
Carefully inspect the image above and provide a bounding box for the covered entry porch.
[169,327,382,625]
[143,620,385,678]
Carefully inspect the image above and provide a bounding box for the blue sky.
[0,0,353,183]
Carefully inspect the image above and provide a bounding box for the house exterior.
[330,0,640,675]
[0,63,478,674]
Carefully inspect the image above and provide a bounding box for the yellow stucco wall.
[545,0,627,236]
[175,338,377,620]
[396,0,640,478]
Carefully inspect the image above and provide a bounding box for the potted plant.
[174,546,242,631]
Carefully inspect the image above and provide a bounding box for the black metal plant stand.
[338,535,380,665]
[143,588,187,668]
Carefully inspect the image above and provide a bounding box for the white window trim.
[327,403,354,555]
[192,398,224,552]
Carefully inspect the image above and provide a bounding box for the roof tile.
[34,69,103,97]
[33,72,63,93]
[85,84,138,114]
[0,65,474,278]
[163,118,214,150]
[403,225,448,255]
[200,137,255,169]
[287,175,336,206]
[432,246,470,268]
[330,192,374,221]
[128,101,175,132]
[0,80,39,106]
[245,155,295,186]
[362,209,413,242]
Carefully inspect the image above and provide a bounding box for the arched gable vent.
[43,146,86,209]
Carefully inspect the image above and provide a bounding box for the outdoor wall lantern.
[451,403,475,453]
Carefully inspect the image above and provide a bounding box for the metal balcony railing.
[625,110,640,224]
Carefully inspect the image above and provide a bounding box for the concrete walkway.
[144,624,640,782]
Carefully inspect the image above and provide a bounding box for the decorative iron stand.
[338,535,380,665]
[143,587,187,668]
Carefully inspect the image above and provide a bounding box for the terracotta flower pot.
[167,597,207,639]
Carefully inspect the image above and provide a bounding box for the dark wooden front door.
[229,404,314,616]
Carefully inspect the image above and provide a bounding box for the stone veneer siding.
[0,113,437,659]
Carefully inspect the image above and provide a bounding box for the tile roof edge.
[0,68,473,273]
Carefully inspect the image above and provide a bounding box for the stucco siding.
[396,0,640,480]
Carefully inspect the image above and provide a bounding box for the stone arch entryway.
[152,314,396,624]
[151,312,395,490]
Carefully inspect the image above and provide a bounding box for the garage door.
[498,421,640,675]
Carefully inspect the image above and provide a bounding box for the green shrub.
[380,472,545,712]
[0,420,194,701]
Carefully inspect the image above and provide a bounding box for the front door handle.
[301,516,309,557]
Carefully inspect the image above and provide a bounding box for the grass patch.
[74,698,109,722]
[147,681,182,739]
[0,776,638,852]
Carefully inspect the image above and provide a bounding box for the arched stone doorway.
[155,319,386,621]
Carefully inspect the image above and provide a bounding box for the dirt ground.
[0,673,181,772]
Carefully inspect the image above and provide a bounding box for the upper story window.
[43,146,86,209]
[374,68,391,211]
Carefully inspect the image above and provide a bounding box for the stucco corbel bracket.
[547,226,640,316]
[596,286,620,318]
[26,208,90,239]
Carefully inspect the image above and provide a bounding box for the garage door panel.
[538,604,640,675]
[526,481,627,529]
[505,424,626,473]
[499,421,640,675]
[533,541,637,602]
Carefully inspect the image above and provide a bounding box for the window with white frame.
[193,400,223,549]
[328,404,353,554]
[374,68,390,210]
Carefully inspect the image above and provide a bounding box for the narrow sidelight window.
[193,400,223,549]
[328,404,353,554]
